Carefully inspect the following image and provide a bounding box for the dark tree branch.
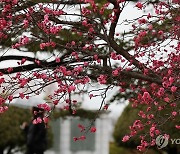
[0,56,93,74]
[120,71,162,85]
[0,55,36,62]
[88,65,162,85]
[109,39,145,70]
[108,0,121,39]
[0,55,162,85]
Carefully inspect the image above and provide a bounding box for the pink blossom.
[93,54,98,60]
[21,36,29,45]
[89,94,94,99]
[55,57,61,63]
[79,135,86,140]
[173,0,180,4]
[138,111,146,118]
[155,129,160,135]
[164,97,170,102]
[150,139,156,146]
[171,86,177,92]
[36,117,42,123]
[172,111,177,116]
[175,125,180,129]
[68,85,76,93]
[21,58,26,65]
[158,30,164,35]
[50,26,62,34]
[78,124,85,132]
[0,78,5,84]
[40,41,56,50]
[71,41,76,46]
[142,92,152,102]
[19,78,28,87]
[33,119,38,124]
[112,69,119,76]
[19,93,25,99]
[37,103,51,112]
[82,20,88,26]
[136,2,143,10]
[7,67,13,73]
[23,19,29,28]
[73,137,78,141]
[162,81,170,88]
[89,27,94,33]
[13,0,18,4]
[84,62,89,66]
[53,100,59,105]
[64,105,69,110]
[8,95,13,101]
[147,13,152,19]
[0,97,5,105]
[169,77,174,85]
[122,135,130,142]
[103,104,109,110]
[110,52,117,60]
[43,117,49,123]
[138,18,147,24]
[137,145,145,152]
[157,87,164,96]
[90,127,96,133]
[97,75,107,84]
[148,24,153,30]
[72,110,76,115]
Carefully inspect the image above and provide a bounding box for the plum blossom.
[97,75,107,84]
[122,135,130,142]
[171,86,177,92]
[136,2,143,10]
[90,126,96,133]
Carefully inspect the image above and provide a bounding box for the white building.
[46,115,111,154]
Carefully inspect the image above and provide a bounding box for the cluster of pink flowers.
[40,41,56,50]
[74,76,90,85]
[0,106,8,113]
[136,2,143,10]
[0,96,6,106]
[97,75,107,84]
[0,77,5,84]
[12,36,29,49]
[37,103,51,112]
[33,117,42,124]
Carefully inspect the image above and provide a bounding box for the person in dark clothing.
[21,107,47,154]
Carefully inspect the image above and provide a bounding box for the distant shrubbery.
[0,106,53,154]
[113,103,180,154]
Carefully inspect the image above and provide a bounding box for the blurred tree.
[0,106,53,154]
[0,106,31,154]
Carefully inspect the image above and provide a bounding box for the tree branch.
[88,65,162,85]
[0,55,36,62]
[0,56,93,74]
[108,0,121,39]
